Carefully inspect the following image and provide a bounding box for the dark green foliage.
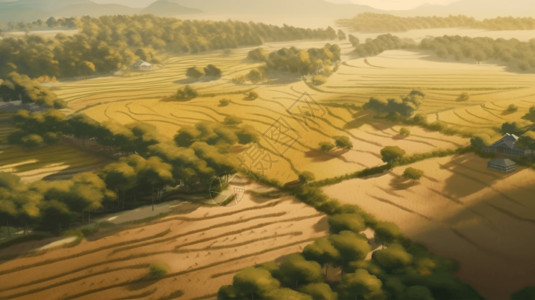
[501,122,525,136]
[175,85,198,100]
[337,269,385,300]
[265,288,313,300]
[223,115,242,126]
[186,66,204,79]
[148,262,168,280]
[299,283,337,300]
[263,44,341,77]
[511,286,535,300]
[353,34,410,57]
[204,64,222,78]
[523,106,535,123]
[372,244,413,271]
[236,125,258,144]
[518,131,535,150]
[399,127,410,137]
[334,136,353,149]
[245,91,258,100]
[380,146,406,165]
[402,167,424,181]
[505,104,519,114]
[400,272,482,300]
[374,221,401,245]
[420,36,535,71]
[0,72,64,107]
[319,141,335,152]
[403,286,434,300]
[174,125,200,147]
[232,267,280,299]
[328,214,365,234]
[279,254,323,287]
[219,98,230,106]
[298,171,316,184]
[470,135,491,151]
[365,90,423,118]
[338,13,535,33]
[329,231,371,264]
[303,238,340,267]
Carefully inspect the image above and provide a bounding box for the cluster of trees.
[365,90,425,119]
[0,15,338,78]
[354,34,412,57]
[0,72,65,108]
[337,13,535,33]
[186,64,222,80]
[318,136,353,152]
[420,36,535,71]
[0,16,79,33]
[2,107,260,232]
[219,212,481,300]
[242,44,341,82]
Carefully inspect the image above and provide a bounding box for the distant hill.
[141,0,201,16]
[0,0,199,22]
[172,0,376,17]
[401,0,535,18]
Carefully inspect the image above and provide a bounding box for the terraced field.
[55,43,471,182]
[0,145,110,182]
[0,181,328,300]
[323,153,535,300]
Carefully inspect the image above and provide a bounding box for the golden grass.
[0,182,328,300]
[0,145,110,182]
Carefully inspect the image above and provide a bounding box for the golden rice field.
[0,181,328,300]
[54,43,480,182]
[323,153,535,300]
[0,145,110,182]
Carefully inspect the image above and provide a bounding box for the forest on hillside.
[337,13,535,33]
[0,15,337,78]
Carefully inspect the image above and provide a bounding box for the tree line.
[1,109,258,233]
[0,15,337,79]
[337,13,535,33]
[351,34,535,73]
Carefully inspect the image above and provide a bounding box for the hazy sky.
[91,0,458,10]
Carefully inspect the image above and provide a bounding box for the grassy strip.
[0,232,52,251]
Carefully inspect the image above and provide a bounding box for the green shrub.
[219,98,230,106]
[399,127,411,137]
[148,262,169,280]
[403,167,424,181]
[175,85,198,100]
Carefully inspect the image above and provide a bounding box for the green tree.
[303,237,341,277]
[176,85,198,100]
[186,66,204,79]
[403,167,424,181]
[279,254,323,288]
[224,115,243,126]
[517,131,535,150]
[380,146,406,165]
[329,231,371,266]
[299,282,337,300]
[374,221,401,245]
[334,136,353,149]
[233,267,280,299]
[523,106,535,123]
[298,171,316,184]
[372,244,413,271]
[174,126,200,147]
[319,142,335,152]
[265,288,313,300]
[337,269,384,300]
[204,64,222,78]
[328,214,365,234]
[403,286,434,300]
[399,127,411,137]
